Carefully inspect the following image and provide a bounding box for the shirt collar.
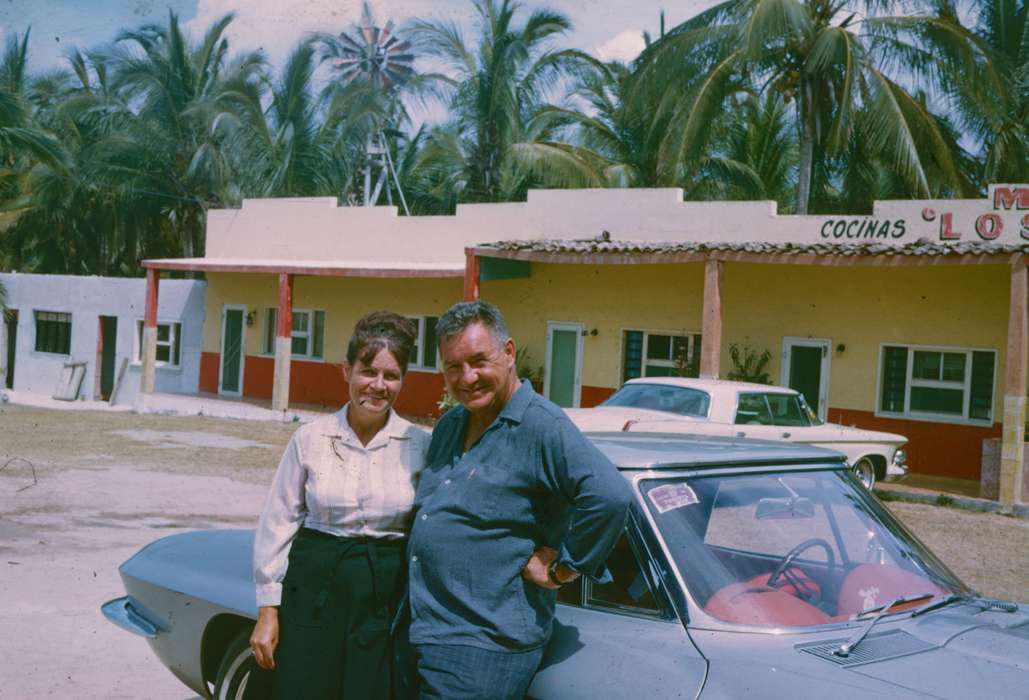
[332,404,410,447]
[497,379,535,424]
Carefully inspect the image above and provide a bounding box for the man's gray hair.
[436,300,510,348]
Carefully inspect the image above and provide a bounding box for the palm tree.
[899,0,1028,188]
[230,41,363,198]
[0,30,68,212]
[408,0,601,205]
[689,90,797,205]
[634,0,970,213]
[104,11,264,258]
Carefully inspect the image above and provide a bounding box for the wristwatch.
[547,559,568,587]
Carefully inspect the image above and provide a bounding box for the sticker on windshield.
[648,483,699,513]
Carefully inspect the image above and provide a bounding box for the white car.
[564,377,907,489]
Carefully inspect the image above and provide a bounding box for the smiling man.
[406,300,632,700]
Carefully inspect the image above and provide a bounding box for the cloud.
[185,0,462,70]
[591,28,645,63]
[184,0,355,66]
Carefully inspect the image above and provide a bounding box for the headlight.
[893,449,906,465]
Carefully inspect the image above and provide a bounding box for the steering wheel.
[766,538,836,605]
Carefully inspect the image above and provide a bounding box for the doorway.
[780,337,831,421]
[219,305,246,396]
[545,321,584,408]
[97,316,118,400]
[4,309,17,389]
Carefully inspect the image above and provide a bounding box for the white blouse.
[253,406,431,607]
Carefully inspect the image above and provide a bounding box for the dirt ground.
[1,404,1027,698]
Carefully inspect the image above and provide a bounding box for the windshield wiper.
[910,594,1019,618]
[909,593,972,618]
[834,593,936,658]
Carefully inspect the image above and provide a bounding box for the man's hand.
[522,546,579,589]
[250,606,279,670]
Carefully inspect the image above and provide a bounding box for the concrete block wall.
[0,273,206,404]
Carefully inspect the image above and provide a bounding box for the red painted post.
[464,252,480,301]
[277,273,294,339]
[141,268,160,394]
[144,267,160,329]
[271,273,295,412]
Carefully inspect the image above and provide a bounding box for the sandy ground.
[1,403,1027,698]
[1,405,295,699]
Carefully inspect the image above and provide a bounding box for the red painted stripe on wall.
[581,385,616,408]
[830,408,1000,482]
[200,352,220,394]
[203,352,445,417]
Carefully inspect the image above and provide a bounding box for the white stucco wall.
[198,184,1029,265]
[0,273,206,404]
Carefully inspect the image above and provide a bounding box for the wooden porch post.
[141,267,160,394]
[1000,256,1028,508]
[271,273,294,413]
[464,252,480,301]
[700,259,723,378]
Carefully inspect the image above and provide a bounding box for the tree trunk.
[796,76,815,215]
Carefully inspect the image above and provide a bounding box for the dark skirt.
[271,528,407,700]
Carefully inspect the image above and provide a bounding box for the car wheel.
[853,457,876,490]
[214,628,259,700]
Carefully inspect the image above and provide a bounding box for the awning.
[142,257,465,278]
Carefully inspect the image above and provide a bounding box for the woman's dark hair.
[346,311,417,373]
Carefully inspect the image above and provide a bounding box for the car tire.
[214,627,259,700]
[853,457,876,490]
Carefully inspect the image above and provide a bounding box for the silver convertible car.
[103,434,1029,699]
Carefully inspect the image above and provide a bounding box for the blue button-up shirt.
[408,380,632,651]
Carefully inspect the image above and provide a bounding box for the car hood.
[563,406,703,431]
[696,603,1029,698]
[841,605,1029,697]
[804,422,908,446]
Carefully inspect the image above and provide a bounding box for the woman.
[249,311,431,699]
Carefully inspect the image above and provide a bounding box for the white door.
[780,337,831,421]
[545,321,584,408]
[219,305,247,396]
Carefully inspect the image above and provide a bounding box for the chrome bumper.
[885,449,908,481]
[101,596,160,638]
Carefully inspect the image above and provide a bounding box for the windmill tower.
[334,3,415,213]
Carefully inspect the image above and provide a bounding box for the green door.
[221,308,244,394]
[788,345,823,416]
[547,324,581,408]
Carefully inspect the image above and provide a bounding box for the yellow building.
[139,186,1029,505]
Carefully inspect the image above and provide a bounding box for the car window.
[734,393,772,424]
[602,384,710,418]
[586,531,663,615]
[765,393,810,426]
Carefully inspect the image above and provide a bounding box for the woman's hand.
[250,606,280,670]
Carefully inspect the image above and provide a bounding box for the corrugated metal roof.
[479,235,1029,257]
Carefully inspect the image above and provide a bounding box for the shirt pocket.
[458,460,514,517]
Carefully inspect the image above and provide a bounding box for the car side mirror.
[756,496,816,520]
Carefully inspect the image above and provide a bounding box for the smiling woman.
[248,310,431,700]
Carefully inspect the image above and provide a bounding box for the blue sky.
[0,0,718,73]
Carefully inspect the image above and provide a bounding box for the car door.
[527,525,706,699]
[730,392,783,441]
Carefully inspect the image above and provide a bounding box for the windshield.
[640,469,967,629]
[602,383,710,418]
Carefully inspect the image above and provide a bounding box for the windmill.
[334,3,415,213]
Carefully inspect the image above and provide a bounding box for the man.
[406,301,632,699]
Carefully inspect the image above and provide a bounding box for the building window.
[34,311,72,355]
[264,309,325,359]
[134,320,182,367]
[622,330,702,382]
[879,344,996,422]
[408,316,439,371]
